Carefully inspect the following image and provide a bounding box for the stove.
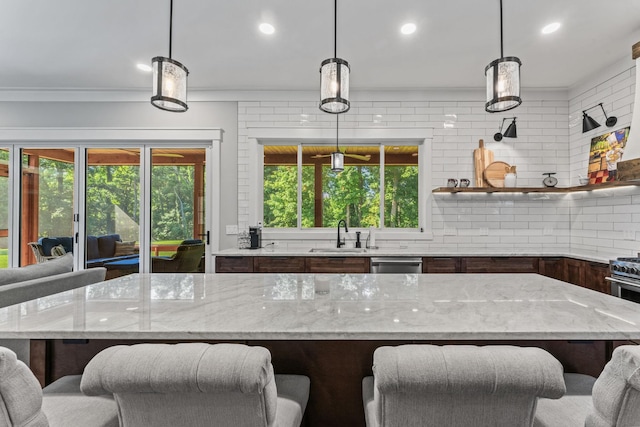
[608,257,640,302]
[610,257,640,281]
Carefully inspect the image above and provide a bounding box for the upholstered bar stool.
[363,344,566,427]
[80,342,310,427]
[0,346,118,427]
[534,345,640,427]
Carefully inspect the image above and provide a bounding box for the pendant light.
[331,116,344,172]
[151,0,189,112]
[320,0,350,114]
[493,117,517,141]
[485,0,522,113]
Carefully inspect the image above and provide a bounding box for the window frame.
[248,127,434,242]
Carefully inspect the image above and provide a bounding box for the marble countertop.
[215,248,612,263]
[1,273,639,341]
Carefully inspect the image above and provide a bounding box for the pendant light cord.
[334,0,337,58]
[169,0,174,59]
[499,0,503,58]
[336,115,339,150]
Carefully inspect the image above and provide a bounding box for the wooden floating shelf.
[433,180,640,194]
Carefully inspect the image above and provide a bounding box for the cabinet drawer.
[305,257,370,273]
[461,257,539,273]
[423,257,460,273]
[215,256,254,273]
[254,256,306,273]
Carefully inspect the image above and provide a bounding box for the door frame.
[0,128,222,271]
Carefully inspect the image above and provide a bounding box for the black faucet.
[337,219,348,248]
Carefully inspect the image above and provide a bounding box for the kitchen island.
[1,272,639,426]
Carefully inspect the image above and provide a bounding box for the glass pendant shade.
[320,58,350,114]
[151,56,189,112]
[485,56,522,113]
[331,151,344,172]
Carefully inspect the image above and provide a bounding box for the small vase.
[504,173,517,188]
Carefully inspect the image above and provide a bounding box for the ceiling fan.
[311,150,371,161]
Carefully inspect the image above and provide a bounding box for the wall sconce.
[493,117,517,141]
[582,103,617,133]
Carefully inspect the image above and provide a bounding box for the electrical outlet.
[624,230,636,241]
[225,225,238,235]
[479,227,489,236]
[444,227,456,236]
[543,227,553,236]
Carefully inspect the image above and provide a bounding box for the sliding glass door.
[150,148,206,273]
[0,149,8,268]
[20,148,75,266]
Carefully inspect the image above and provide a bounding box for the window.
[263,144,419,229]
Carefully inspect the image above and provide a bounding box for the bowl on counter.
[579,177,589,185]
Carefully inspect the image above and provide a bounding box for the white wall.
[568,57,639,259]
[237,90,575,254]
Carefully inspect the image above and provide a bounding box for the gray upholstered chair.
[363,344,566,427]
[81,342,310,427]
[0,346,118,427]
[534,345,640,427]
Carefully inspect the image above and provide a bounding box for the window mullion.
[297,143,302,229]
[379,145,385,229]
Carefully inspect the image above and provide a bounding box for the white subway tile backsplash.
[233,63,636,256]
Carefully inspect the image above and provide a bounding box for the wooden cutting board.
[483,161,511,187]
[473,139,494,187]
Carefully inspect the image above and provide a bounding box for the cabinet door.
[215,256,254,273]
[583,261,611,294]
[461,257,539,273]
[305,257,370,273]
[253,257,306,273]
[565,258,586,287]
[538,257,567,282]
[423,257,460,273]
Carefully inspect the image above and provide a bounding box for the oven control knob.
[613,264,620,272]
[620,266,629,273]
[631,267,638,275]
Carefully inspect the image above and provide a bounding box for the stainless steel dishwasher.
[370,257,422,273]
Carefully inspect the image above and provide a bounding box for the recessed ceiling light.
[541,22,561,35]
[400,23,417,35]
[136,63,152,72]
[259,23,275,35]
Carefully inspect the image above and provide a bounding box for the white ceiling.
[1,0,640,92]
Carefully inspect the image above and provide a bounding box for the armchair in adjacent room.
[151,241,205,273]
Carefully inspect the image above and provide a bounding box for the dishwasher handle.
[371,257,422,265]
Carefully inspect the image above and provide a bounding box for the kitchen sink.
[308,248,367,253]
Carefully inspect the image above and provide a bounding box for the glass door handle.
[198,231,210,245]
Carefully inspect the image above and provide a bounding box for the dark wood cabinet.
[461,257,539,273]
[423,257,461,273]
[565,258,586,286]
[305,257,369,273]
[538,257,567,282]
[215,256,254,273]
[584,261,611,294]
[253,256,306,273]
